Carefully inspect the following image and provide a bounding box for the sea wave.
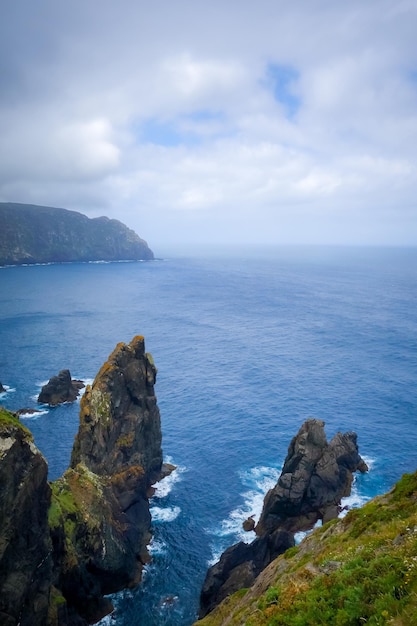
[208,464,281,564]
[148,538,167,556]
[19,409,50,419]
[152,459,186,499]
[150,506,181,523]
[0,385,16,395]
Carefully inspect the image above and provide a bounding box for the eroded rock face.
[199,419,368,618]
[51,336,164,623]
[38,370,84,406]
[71,336,162,477]
[0,409,52,626]
[199,530,294,618]
[256,419,368,536]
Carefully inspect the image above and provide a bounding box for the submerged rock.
[199,419,368,617]
[38,370,84,406]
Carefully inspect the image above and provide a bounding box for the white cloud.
[0,0,417,248]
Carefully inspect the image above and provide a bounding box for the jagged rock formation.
[200,531,294,617]
[256,419,368,536]
[196,470,417,626]
[0,382,5,393]
[0,335,165,625]
[50,336,164,623]
[0,408,52,626]
[38,370,84,406]
[199,419,368,618]
[0,202,154,266]
[71,337,162,477]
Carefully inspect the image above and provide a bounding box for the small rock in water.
[243,516,256,532]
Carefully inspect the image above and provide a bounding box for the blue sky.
[0,0,416,252]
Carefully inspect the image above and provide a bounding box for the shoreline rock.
[0,335,166,625]
[38,370,84,406]
[199,419,368,618]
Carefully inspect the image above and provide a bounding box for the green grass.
[196,471,417,626]
[0,406,33,438]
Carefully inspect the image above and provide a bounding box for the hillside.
[0,202,154,265]
[196,470,417,626]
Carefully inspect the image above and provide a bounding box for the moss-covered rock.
[0,407,52,626]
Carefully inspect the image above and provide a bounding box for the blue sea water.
[1,247,417,625]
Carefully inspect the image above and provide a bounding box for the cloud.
[0,0,417,249]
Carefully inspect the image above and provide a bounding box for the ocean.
[1,247,417,625]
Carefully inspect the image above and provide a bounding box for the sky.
[1,0,417,253]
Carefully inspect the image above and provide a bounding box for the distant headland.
[0,202,154,266]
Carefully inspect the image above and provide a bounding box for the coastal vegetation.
[196,470,417,626]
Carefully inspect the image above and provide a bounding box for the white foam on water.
[19,409,49,419]
[148,537,167,556]
[150,506,181,523]
[0,385,16,395]
[208,465,281,564]
[152,459,186,499]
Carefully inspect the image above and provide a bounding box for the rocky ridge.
[0,202,154,265]
[199,419,368,618]
[0,408,52,626]
[0,335,165,625]
[196,469,417,626]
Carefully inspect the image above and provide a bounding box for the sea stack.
[199,419,368,617]
[0,335,165,625]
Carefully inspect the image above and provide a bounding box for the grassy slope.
[197,471,417,626]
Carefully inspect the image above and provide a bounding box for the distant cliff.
[0,202,154,265]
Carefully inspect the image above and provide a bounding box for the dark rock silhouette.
[0,335,166,625]
[38,370,84,406]
[0,408,52,626]
[199,419,368,618]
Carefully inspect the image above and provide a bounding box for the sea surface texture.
[1,247,416,625]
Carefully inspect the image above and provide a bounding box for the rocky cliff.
[0,335,164,625]
[0,408,52,626]
[199,419,368,618]
[196,469,417,626]
[0,202,154,265]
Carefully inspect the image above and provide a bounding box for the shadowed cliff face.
[0,202,154,265]
[50,336,164,623]
[199,419,368,618]
[0,409,52,626]
[0,335,165,625]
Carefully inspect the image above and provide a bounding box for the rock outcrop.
[0,202,154,266]
[49,336,164,623]
[0,335,165,625]
[0,382,5,393]
[199,419,368,618]
[38,370,84,406]
[256,419,368,536]
[71,337,162,478]
[0,408,52,626]
[200,530,294,617]
[196,470,417,626]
